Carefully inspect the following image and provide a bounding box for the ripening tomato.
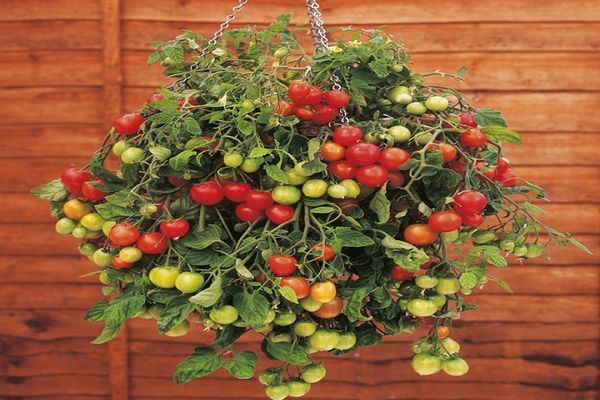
[449,158,466,174]
[312,297,344,319]
[275,100,294,116]
[268,255,298,276]
[296,86,323,106]
[287,81,311,101]
[311,104,338,125]
[345,143,381,166]
[159,220,190,239]
[265,204,295,224]
[109,222,140,246]
[61,168,91,196]
[391,265,414,282]
[146,93,165,103]
[436,326,450,339]
[324,90,350,108]
[137,232,168,254]
[328,160,356,180]
[458,112,477,127]
[404,224,439,245]
[280,276,310,299]
[496,169,517,187]
[310,281,336,303]
[113,113,144,135]
[388,170,406,189]
[454,190,487,213]
[190,182,224,205]
[81,180,106,201]
[496,157,511,173]
[320,141,345,162]
[112,255,133,269]
[378,147,410,170]
[460,128,487,147]
[429,142,457,163]
[235,203,263,222]
[459,212,484,227]
[167,175,187,187]
[428,211,462,232]
[223,182,251,203]
[295,107,314,121]
[310,244,335,261]
[355,164,389,187]
[332,125,362,146]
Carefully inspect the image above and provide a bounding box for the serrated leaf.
[158,295,195,334]
[84,300,110,321]
[236,118,255,136]
[455,66,469,80]
[482,126,522,145]
[265,341,310,365]
[223,351,258,379]
[248,147,271,158]
[183,117,201,133]
[475,108,508,128]
[278,286,299,304]
[264,164,289,184]
[102,294,146,326]
[180,224,223,250]
[567,235,593,255]
[149,145,172,161]
[189,276,222,307]
[369,185,391,224]
[234,258,254,279]
[173,346,223,384]
[233,292,269,326]
[91,324,121,344]
[31,179,68,201]
[169,150,196,171]
[487,275,513,293]
[334,227,374,248]
[343,286,374,322]
[459,272,478,290]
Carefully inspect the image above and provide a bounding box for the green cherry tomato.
[259,368,282,385]
[84,229,103,239]
[300,297,322,312]
[140,204,158,217]
[424,96,449,112]
[102,220,116,236]
[293,162,314,177]
[308,329,340,351]
[442,357,470,376]
[335,332,357,350]
[55,218,76,234]
[149,266,180,288]
[80,213,106,231]
[391,64,404,73]
[412,353,442,376]
[71,226,88,239]
[274,312,297,326]
[209,305,239,325]
[284,168,307,186]
[441,230,459,242]
[300,364,327,383]
[223,152,244,168]
[164,320,190,337]
[265,384,289,400]
[119,246,143,263]
[363,132,381,144]
[340,179,361,198]
[112,140,130,156]
[415,275,438,289]
[513,246,528,257]
[135,306,153,320]
[240,158,262,173]
[273,47,290,59]
[436,277,461,295]
[272,185,302,205]
[120,147,145,164]
[240,99,255,112]
[473,231,496,244]
[407,299,438,317]
[302,179,328,198]
[428,292,447,308]
[388,86,412,104]
[175,271,205,293]
[99,271,110,285]
[327,184,348,199]
[499,240,515,252]
[264,309,277,324]
[412,337,433,353]
[525,243,545,258]
[79,242,99,256]
[286,379,311,397]
[388,125,411,143]
[293,320,317,337]
[407,102,427,115]
[439,337,461,354]
[414,132,433,145]
[93,248,114,267]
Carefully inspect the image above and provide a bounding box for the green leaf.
[95,202,135,220]
[32,179,68,202]
[265,341,310,365]
[102,294,146,326]
[475,108,508,127]
[343,286,374,322]
[169,150,196,171]
[233,292,270,326]
[487,274,513,294]
[307,138,321,159]
[522,201,545,215]
[183,117,201,133]
[455,66,469,80]
[149,146,172,161]
[84,300,110,321]
[381,235,414,251]
[368,57,389,78]
[180,224,223,250]
[173,346,224,384]
[91,324,121,344]
[482,126,522,145]
[567,235,593,255]
[278,286,299,304]
[264,164,289,184]
[484,251,508,268]
[310,206,336,214]
[369,186,391,224]
[459,272,478,290]
[223,351,258,379]
[355,323,382,347]
[158,295,195,334]
[234,258,254,279]
[236,117,255,136]
[189,276,222,307]
[105,189,131,206]
[334,227,374,248]
[248,147,272,158]
[301,158,327,174]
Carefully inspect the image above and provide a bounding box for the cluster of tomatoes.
[276,81,350,125]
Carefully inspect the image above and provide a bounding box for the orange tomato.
[404,224,439,245]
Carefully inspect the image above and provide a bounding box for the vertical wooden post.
[102,1,129,400]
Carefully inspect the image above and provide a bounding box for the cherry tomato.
[109,222,140,246]
[346,142,381,166]
[308,330,340,351]
[80,213,105,231]
[177,98,198,108]
[149,266,180,289]
[302,179,328,198]
[295,107,314,121]
[450,158,466,174]
[388,125,411,144]
[428,142,457,163]
[436,326,450,339]
[496,169,517,187]
[235,203,263,222]
[458,112,477,127]
[310,281,336,303]
[388,170,406,189]
[441,357,469,376]
[146,93,164,103]
[310,244,335,261]
[378,147,410,170]
[167,175,187,187]
[120,147,144,164]
[137,232,168,254]
[175,272,205,293]
[55,218,76,234]
[311,104,338,125]
[119,246,143,263]
[454,190,487,213]
[412,353,442,375]
[272,185,302,205]
[458,212,484,227]
[320,141,345,162]
[391,265,414,282]
[312,297,344,319]
[62,199,92,220]
[275,100,294,116]
[280,276,310,299]
[223,182,251,203]
[240,158,262,173]
[244,190,273,210]
[112,255,133,269]
[332,125,362,146]
[81,180,106,201]
[404,224,439,245]
[323,90,350,108]
[268,255,298,276]
[460,128,487,147]
[61,168,91,196]
[209,305,238,325]
[287,81,311,102]
[265,204,295,224]
[296,86,323,106]
[339,179,360,198]
[190,182,224,205]
[424,96,449,112]
[159,220,190,239]
[355,164,389,187]
[113,113,144,136]
[300,364,327,383]
[428,211,462,232]
[497,157,511,173]
[328,160,356,180]
[293,320,317,337]
[407,102,427,115]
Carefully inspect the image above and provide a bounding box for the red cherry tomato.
[388,170,406,189]
[296,86,323,106]
[268,255,298,276]
[137,232,168,254]
[223,182,251,203]
[114,113,144,136]
[496,157,511,173]
[458,212,484,227]
[332,125,362,146]
[312,297,344,319]
[112,255,133,269]
[355,164,389,187]
[280,276,310,299]
[265,204,295,224]
[460,128,487,148]
[81,180,106,202]
[458,112,477,127]
[428,142,457,163]
[323,90,350,108]
[245,191,273,210]
[496,170,517,187]
[287,81,311,102]
[146,93,165,103]
[311,104,338,125]
[159,220,190,239]
[190,182,224,205]
[177,98,198,108]
[275,100,295,116]
[167,175,187,187]
[295,107,314,121]
[378,147,410,170]
[109,222,141,246]
[328,160,357,180]
[391,265,414,282]
[346,143,381,166]
[428,211,462,232]
[321,141,346,162]
[310,244,335,261]
[454,190,487,213]
[235,203,263,222]
[61,168,91,196]
[404,224,439,245]
[450,159,466,174]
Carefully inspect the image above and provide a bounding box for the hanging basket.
[32,1,589,398]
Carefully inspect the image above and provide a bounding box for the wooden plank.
[121,0,600,23]
[122,20,600,53]
[0,255,99,283]
[0,0,101,21]
[503,132,600,166]
[1,352,108,377]
[1,336,104,357]
[0,375,109,397]
[0,21,102,51]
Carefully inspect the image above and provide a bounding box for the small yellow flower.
[248,40,256,46]
[272,60,280,67]
[347,40,362,47]
[329,45,343,54]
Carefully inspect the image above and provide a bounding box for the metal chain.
[305,0,350,124]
